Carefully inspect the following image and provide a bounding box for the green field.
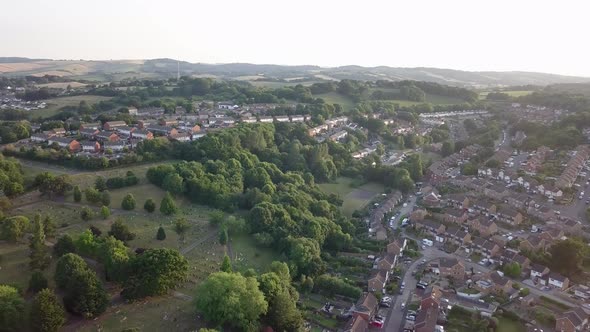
[497,317,526,332]
[33,95,113,118]
[230,233,280,273]
[249,80,321,88]
[313,92,357,111]
[318,177,384,216]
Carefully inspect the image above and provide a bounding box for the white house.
[274,116,290,122]
[290,115,305,122]
[259,117,274,123]
[548,272,569,290]
[104,140,125,152]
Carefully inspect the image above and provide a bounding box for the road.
[389,195,418,230]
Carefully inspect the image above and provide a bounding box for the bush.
[121,193,136,210]
[160,192,177,215]
[80,206,94,221]
[28,271,49,293]
[313,274,362,299]
[144,198,156,213]
[156,226,166,240]
[100,206,111,219]
[54,234,76,257]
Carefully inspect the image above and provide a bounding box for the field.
[33,95,113,118]
[36,82,88,89]
[230,233,280,273]
[318,177,385,216]
[313,92,357,111]
[497,317,526,332]
[479,90,534,99]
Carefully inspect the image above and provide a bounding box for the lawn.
[0,242,31,288]
[32,95,113,118]
[318,177,385,217]
[230,233,280,273]
[497,317,526,332]
[373,93,464,107]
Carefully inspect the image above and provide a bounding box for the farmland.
[318,177,385,216]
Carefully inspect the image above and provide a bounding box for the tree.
[108,219,136,242]
[174,218,190,242]
[54,234,76,257]
[121,248,189,300]
[97,236,129,282]
[121,193,136,210]
[30,288,65,332]
[209,210,225,225]
[100,205,111,219]
[100,190,111,207]
[35,173,72,198]
[301,275,314,294]
[195,272,268,331]
[0,215,30,242]
[162,173,184,194]
[503,262,522,278]
[220,254,232,272]
[94,177,107,192]
[28,271,48,293]
[548,238,587,275]
[156,226,166,240]
[441,141,454,157]
[219,226,228,245]
[42,215,56,239]
[80,206,94,221]
[55,253,108,318]
[0,285,25,331]
[144,198,156,213]
[73,185,82,202]
[30,215,50,270]
[84,187,102,204]
[159,192,177,215]
[89,225,102,237]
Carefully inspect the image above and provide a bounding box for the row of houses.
[426,144,482,182]
[556,145,590,189]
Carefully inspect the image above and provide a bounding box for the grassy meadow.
[318,177,385,216]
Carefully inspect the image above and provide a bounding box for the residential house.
[343,316,369,332]
[410,209,429,222]
[444,226,471,245]
[415,219,446,236]
[422,191,442,207]
[472,200,497,216]
[502,250,531,269]
[79,128,100,138]
[127,107,138,115]
[367,270,388,293]
[469,217,498,237]
[241,117,258,123]
[147,125,178,136]
[506,193,530,210]
[446,194,470,209]
[290,115,306,122]
[484,184,510,200]
[308,124,329,136]
[103,140,126,152]
[81,141,100,153]
[159,118,179,126]
[274,115,290,123]
[387,238,407,256]
[375,254,396,272]
[116,126,136,137]
[520,234,546,252]
[563,219,583,235]
[555,307,589,332]
[440,208,468,224]
[30,132,51,142]
[103,121,127,131]
[530,263,550,281]
[259,116,274,123]
[548,272,570,290]
[169,132,191,142]
[95,131,120,142]
[351,293,378,321]
[437,257,464,281]
[539,228,565,244]
[50,127,66,136]
[79,122,101,130]
[489,271,513,295]
[414,296,440,332]
[132,129,154,140]
[496,206,524,225]
[482,240,502,258]
[47,137,81,152]
[329,130,348,142]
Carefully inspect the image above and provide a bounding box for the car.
[392,275,401,280]
[421,259,426,263]
[399,289,403,295]
[370,320,384,328]
[382,296,392,302]
[407,310,417,315]
[375,315,385,321]
[403,203,408,207]
[379,301,391,308]
[401,302,406,310]
[406,315,416,321]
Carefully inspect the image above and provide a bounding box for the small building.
[103,121,127,131]
[548,272,570,290]
[81,141,100,153]
[555,307,589,332]
[47,137,81,152]
[351,293,378,321]
[132,129,154,140]
[103,140,126,152]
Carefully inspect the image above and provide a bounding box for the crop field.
[319,177,384,216]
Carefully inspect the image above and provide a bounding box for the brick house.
[103,121,127,131]
[132,129,154,140]
[444,226,471,245]
[387,238,407,255]
[47,137,81,152]
[520,234,547,252]
[446,194,470,209]
[81,141,100,153]
[367,270,388,293]
[343,316,369,332]
[530,263,550,280]
[352,293,378,321]
[440,208,468,224]
[415,219,446,236]
[556,307,589,332]
[469,217,498,237]
[437,257,464,281]
[79,128,100,138]
[375,254,396,271]
[496,205,524,225]
[95,131,120,142]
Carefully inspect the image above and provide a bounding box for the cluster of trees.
[375,80,478,102]
[196,261,303,332]
[0,120,31,143]
[104,171,139,189]
[0,284,66,332]
[518,91,590,113]
[512,120,585,150]
[0,154,25,197]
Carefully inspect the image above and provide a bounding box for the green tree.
[195,272,268,331]
[301,275,314,294]
[94,177,107,192]
[162,173,184,195]
[121,193,136,210]
[174,218,190,242]
[108,219,135,242]
[209,210,225,225]
[53,234,76,257]
[100,190,111,207]
[30,288,66,332]
[30,215,50,270]
[73,185,82,202]
[503,262,522,278]
[80,206,94,221]
[121,248,189,300]
[219,226,228,245]
[97,236,129,282]
[220,254,232,272]
[144,198,156,213]
[441,140,454,157]
[54,253,108,318]
[549,238,588,275]
[100,205,111,219]
[28,271,48,293]
[159,192,177,215]
[156,226,166,240]
[75,230,99,257]
[42,215,56,239]
[0,285,25,331]
[0,215,30,242]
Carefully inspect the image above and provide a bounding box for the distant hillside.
[1,57,589,87]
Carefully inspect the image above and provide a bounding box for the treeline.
[3,147,142,170]
[512,119,585,150]
[0,120,31,143]
[375,80,478,102]
[0,154,25,197]
[518,91,590,112]
[105,171,139,189]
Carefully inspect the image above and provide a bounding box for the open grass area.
[318,177,384,217]
[230,233,280,273]
[313,92,356,111]
[33,95,113,118]
[0,242,31,288]
[497,317,527,332]
[249,80,321,88]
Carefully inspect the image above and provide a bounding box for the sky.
[1,0,589,76]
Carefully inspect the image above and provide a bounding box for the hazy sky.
[2,0,589,76]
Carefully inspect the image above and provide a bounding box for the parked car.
[370,320,384,328]
[401,302,406,310]
[380,301,391,308]
[382,296,392,303]
[406,315,416,321]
